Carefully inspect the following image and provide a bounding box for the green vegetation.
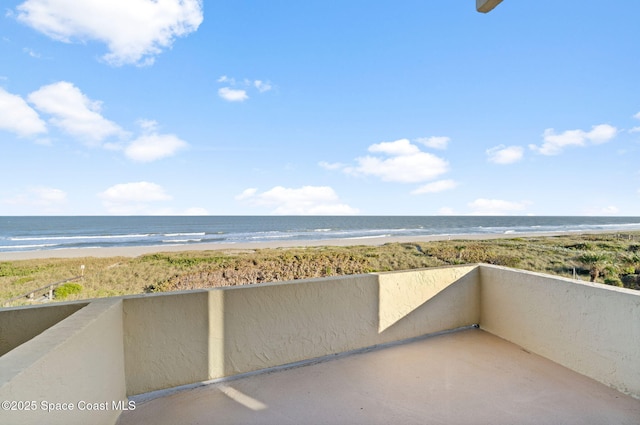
[53,282,83,300]
[1,232,639,306]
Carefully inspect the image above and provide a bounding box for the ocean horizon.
[2,216,640,253]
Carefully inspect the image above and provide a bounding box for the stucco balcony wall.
[0,299,126,425]
[480,264,640,398]
[0,264,638,425]
[122,265,479,395]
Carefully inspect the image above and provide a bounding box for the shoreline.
[0,230,627,261]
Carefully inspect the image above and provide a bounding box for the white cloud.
[468,198,530,215]
[587,124,618,143]
[438,207,455,215]
[411,179,458,195]
[183,207,209,215]
[629,112,640,133]
[99,181,172,214]
[100,182,171,202]
[0,87,47,137]
[254,80,272,93]
[351,139,449,183]
[583,205,622,216]
[368,139,420,156]
[415,136,450,150]
[125,133,188,162]
[486,145,524,164]
[217,76,273,101]
[3,186,67,210]
[319,161,346,170]
[529,124,617,155]
[22,47,41,58]
[218,87,248,102]
[217,75,235,84]
[237,186,359,215]
[15,0,203,66]
[235,188,257,201]
[28,81,124,145]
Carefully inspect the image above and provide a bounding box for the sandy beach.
[0,231,607,261]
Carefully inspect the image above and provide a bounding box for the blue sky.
[1,0,639,216]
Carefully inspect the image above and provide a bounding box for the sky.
[1,0,639,216]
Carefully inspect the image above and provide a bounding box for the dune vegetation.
[1,232,639,306]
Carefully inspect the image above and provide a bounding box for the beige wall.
[480,265,640,398]
[122,291,210,396]
[0,299,126,425]
[216,266,478,378]
[0,302,87,356]
[123,266,479,395]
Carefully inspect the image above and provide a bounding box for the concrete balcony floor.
[118,329,640,425]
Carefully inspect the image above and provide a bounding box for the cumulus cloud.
[438,207,455,215]
[217,75,235,84]
[486,145,524,164]
[217,76,273,102]
[468,198,530,215]
[14,0,203,66]
[631,112,640,133]
[23,83,186,160]
[318,161,346,170]
[124,120,188,162]
[369,139,420,156]
[125,133,188,162]
[0,87,47,137]
[236,185,359,215]
[415,136,450,150]
[349,139,449,183]
[27,81,124,145]
[254,80,272,93]
[411,180,458,195]
[100,181,171,202]
[529,124,617,155]
[99,181,172,214]
[218,87,248,102]
[235,188,258,201]
[3,186,67,211]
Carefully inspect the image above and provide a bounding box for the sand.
[0,231,597,261]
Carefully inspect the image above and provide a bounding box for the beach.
[0,230,614,261]
[2,229,638,306]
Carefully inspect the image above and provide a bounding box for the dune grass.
[1,232,639,306]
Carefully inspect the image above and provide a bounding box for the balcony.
[1,264,639,424]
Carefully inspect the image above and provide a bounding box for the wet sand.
[0,231,602,261]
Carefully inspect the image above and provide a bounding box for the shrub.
[621,274,639,289]
[13,276,34,286]
[54,282,83,299]
[0,263,42,277]
[603,277,623,287]
[565,243,595,251]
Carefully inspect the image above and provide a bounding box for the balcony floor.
[118,329,640,425]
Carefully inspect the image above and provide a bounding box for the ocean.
[1,216,640,254]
